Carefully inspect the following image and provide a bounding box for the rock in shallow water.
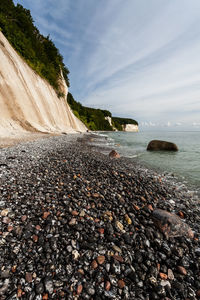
[152,208,194,238]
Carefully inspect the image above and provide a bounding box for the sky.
[14,0,200,130]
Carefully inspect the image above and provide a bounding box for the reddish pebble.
[42,294,48,300]
[91,260,98,269]
[71,210,79,216]
[196,290,200,297]
[42,212,50,219]
[12,265,17,273]
[78,269,84,275]
[97,255,105,265]
[17,289,23,298]
[8,225,13,232]
[32,235,38,242]
[177,266,187,275]
[35,225,41,231]
[25,272,32,283]
[113,255,124,263]
[98,228,104,234]
[21,215,27,222]
[178,211,184,218]
[118,279,125,289]
[148,204,154,211]
[77,284,83,295]
[159,272,168,280]
[92,193,100,198]
[105,281,111,291]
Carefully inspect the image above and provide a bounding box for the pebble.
[0,134,199,299]
[97,255,105,264]
[118,279,125,289]
[25,272,33,283]
[177,266,187,275]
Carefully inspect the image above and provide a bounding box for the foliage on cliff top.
[0,0,69,93]
[67,93,138,131]
[112,117,138,126]
[67,93,113,131]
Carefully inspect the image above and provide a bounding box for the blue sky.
[14,0,200,129]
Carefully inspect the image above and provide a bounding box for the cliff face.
[0,32,87,137]
[123,124,139,132]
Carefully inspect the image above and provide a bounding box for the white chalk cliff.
[123,124,139,132]
[0,32,87,137]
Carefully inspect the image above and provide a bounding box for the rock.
[116,221,124,231]
[105,281,111,291]
[177,266,187,275]
[118,279,125,289]
[1,209,9,216]
[69,218,77,225]
[91,260,98,269]
[44,279,54,294]
[167,269,174,280]
[42,211,50,219]
[147,140,178,151]
[36,283,44,294]
[159,273,168,280]
[77,284,83,295]
[152,209,194,238]
[109,150,120,158]
[97,255,105,265]
[25,272,32,283]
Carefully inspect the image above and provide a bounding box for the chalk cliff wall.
[123,124,139,132]
[0,32,87,137]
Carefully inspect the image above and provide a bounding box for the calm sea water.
[102,131,200,192]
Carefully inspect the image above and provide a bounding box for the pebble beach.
[0,133,200,299]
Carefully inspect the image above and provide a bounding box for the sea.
[98,131,200,194]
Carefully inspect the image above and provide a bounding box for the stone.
[167,269,174,280]
[69,218,76,225]
[25,272,32,283]
[1,209,9,216]
[42,211,50,219]
[77,284,83,295]
[105,281,111,291]
[159,273,167,280]
[97,255,105,265]
[118,280,125,289]
[177,266,187,275]
[91,260,98,269]
[152,209,194,238]
[109,150,120,158]
[44,279,54,294]
[147,140,178,151]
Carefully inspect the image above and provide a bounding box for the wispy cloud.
[14,0,200,128]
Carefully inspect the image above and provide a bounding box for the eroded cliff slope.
[0,32,87,137]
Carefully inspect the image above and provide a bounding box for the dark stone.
[147,140,178,151]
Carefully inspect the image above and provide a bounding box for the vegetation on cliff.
[67,93,113,131]
[0,0,69,93]
[67,93,138,131]
[0,0,138,130]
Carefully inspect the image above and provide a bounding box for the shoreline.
[92,131,200,197]
[0,134,199,299]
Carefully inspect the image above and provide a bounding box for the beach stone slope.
[0,134,199,299]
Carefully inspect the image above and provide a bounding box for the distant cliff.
[67,93,138,132]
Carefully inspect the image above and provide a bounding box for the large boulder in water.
[147,140,178,151]
[152,209,194,239]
